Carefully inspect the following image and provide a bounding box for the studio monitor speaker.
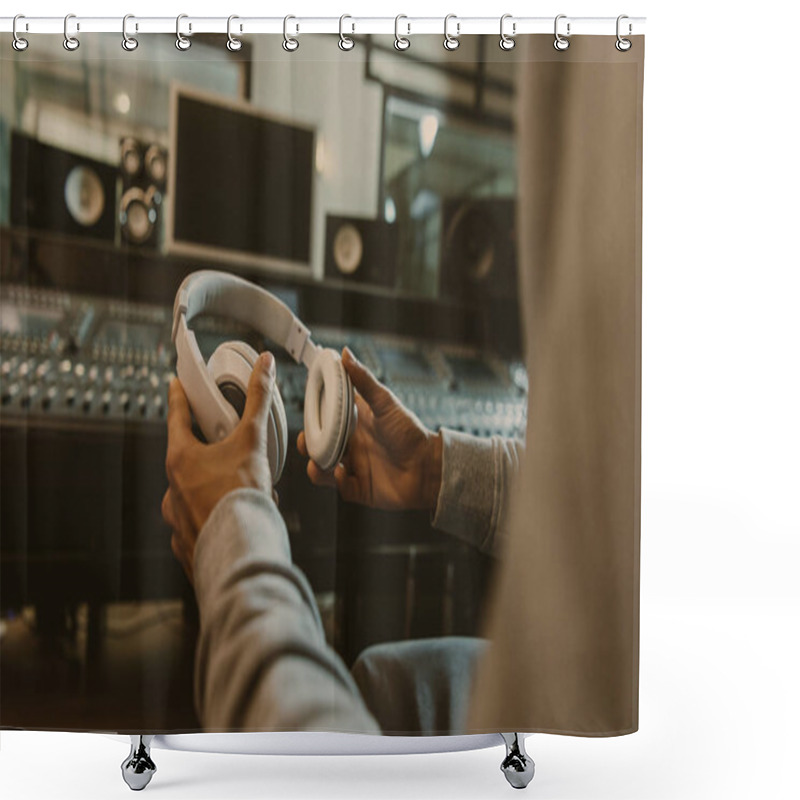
[10,132,117,243]
[439,198,518,302]
[324,215,397,288]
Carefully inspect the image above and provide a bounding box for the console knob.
[35,360,53,379]
[2,382,20,405]
[137,393,147,416]
[1,357,19,377]
[21,385,39,408]
[153,395,164,417]
[65,387,77,407]
[82,389,94,412]
[101,390,112,413]
[42,386,58,410]
[119,391,131,413]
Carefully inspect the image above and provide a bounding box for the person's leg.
[351,637,487,735]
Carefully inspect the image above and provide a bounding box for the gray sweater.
[192,428,524,732]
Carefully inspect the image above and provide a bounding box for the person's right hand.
[161,351,279,585]
[297,347,443,512]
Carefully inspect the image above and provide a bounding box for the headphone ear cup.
[303,349,354,472]
[207,341,257,420]
[346,381,358,442]
[207,341,288,485]
[340,368,357,451]
[269,386,288,484]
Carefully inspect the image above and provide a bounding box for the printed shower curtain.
[0,31,643,739]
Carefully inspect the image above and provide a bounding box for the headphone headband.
[172,269,355,472]
[172,270,319,368]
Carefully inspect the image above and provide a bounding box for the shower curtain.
[0,30,643,739]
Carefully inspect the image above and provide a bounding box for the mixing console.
[1,286,172,424]
[0,284,527,438]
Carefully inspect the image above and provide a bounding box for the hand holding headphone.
[172,270,357,483]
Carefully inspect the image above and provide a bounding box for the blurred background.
[0,32,528,731]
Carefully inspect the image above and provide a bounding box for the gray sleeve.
[430,429,525,557]
[192,487,381,734]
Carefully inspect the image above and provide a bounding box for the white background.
[2,1,799,798]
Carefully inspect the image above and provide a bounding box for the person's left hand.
[161,351,278,584]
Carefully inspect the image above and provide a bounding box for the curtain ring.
[553,14,570,51]
[176,14,191,51]
[121,14,138,51]
[394,15,410,51]
[616,14,632,51]
[227,15,242,51]
[12,14,29,52]
[339,14,355,51]
[283,15,299,52]
[499,14,516,51]
[63,14,80,51]
[443,14,460,51]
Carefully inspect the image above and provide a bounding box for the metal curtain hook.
[616,14,632,51]
[12,14,29,52]
[63,14,80,51]
[283,15,299,52]
[394,15,410,51]
[176,14,191,51]
[499,14,516,51]
[122,14,139,51]
[227,15,242,51]
[339,14,355,51]
[443,14,460,51]
[553,14,570,51]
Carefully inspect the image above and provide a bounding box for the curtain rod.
[0,16,646,37]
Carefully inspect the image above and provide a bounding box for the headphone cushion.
[206,341,288,484]
[269,382,288,484]
[303,349,353,472]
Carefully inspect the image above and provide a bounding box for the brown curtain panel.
[469,35,644,736]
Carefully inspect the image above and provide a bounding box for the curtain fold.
[469,35,644,735]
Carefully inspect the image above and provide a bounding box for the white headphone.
[172,270,356,482]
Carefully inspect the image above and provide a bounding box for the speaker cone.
[63,165,106,227]
[144,145,167,186]
[119,187,156,244]
[333,223,364,275]
[444,203,497,283]
[120,137,142,180]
